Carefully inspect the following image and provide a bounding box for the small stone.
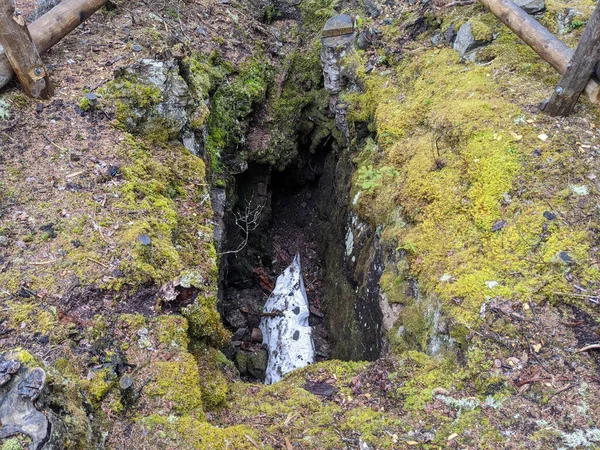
[444,24,456,44]
[362,0,380,18]
[108,165,120,177]
[491,220,506,232]
[247,349,268,379]
[250,327,263,343]
[558,251,574,264]
[35,103,44,113]
[195,26,207,36]
[453,22,492,57]
[357,32,370,50]
[513,0,545,14]
[138,234,151,246]
[431,31,443,46]
[132,44,143,52]
[538,133,548,141]
[38,335,49,345]
[303,381,336,397]
[543,211,556,220]
[119,373,134,391]
[0,360,21,376]
[85,92,98,102]
[557,8,583,35]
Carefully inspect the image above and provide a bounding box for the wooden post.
[0,0,52,98]
[544,3,600,116]
[0,0,106,91]
[479,0,600,104]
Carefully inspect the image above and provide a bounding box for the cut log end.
[585,80,600,105]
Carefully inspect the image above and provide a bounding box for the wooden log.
[479,0,600,104]
[0,0,52,98]
[545,2,600,116]
[0,0,106,91]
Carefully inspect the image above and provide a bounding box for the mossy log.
[479,0,600,104]
[0,0,106,90]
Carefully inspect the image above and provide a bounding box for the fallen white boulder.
[260,254,315,384]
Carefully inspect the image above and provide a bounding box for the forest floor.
[1,0,600,448]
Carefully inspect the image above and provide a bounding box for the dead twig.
[549,383,577,399]
[554,292,600,305]
[244,435,261,449]
[30,259,59,266]
[576,343,600,353]
[42,133,66,152]
[516,375,572,387]
[87,257,108,268]
[435,0,475,7]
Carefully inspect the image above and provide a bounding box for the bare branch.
[220,199,266,256]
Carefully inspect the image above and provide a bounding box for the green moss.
[155,315,189,348]
[14,349,37,367]
[140,414,259,449]
[469,18,493,41]
[146,352,204,415]
[86,368,117,403]
[182,295,230,347]
[102,78,165,142]
[298,0,338,32]
[205,58,270,172]
[252,40,337,169]
[1,439,23,450]
[112,136,213,287]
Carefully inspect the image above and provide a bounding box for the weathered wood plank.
[479,0,600,104]
[545,3,600,116]
[0,0,106,91]
[0,0,52,98]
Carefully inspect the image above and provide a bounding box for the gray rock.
[444,24,457,44]
[513,0,545,14]
[431,31,444,46]
[453,22,492,57]
[321,32,355,95]
[0,364,49,450]
[357,32,370,50]
[112,59,195,142]
[362,0,380,18]
[557,8,583,35]
[247,349,268,380]
[28,0,61,20]
[17,367,46,401]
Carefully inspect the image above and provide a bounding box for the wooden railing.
[0,0,106,98]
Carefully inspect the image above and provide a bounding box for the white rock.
[260,255,315,384]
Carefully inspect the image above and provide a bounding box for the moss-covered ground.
[1,0,600,448]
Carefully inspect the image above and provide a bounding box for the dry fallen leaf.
[285,437,293,450]
[448,433,459,441]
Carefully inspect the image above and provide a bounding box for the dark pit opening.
[219,136,383,381]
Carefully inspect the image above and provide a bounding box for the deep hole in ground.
[218,136,384,381]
